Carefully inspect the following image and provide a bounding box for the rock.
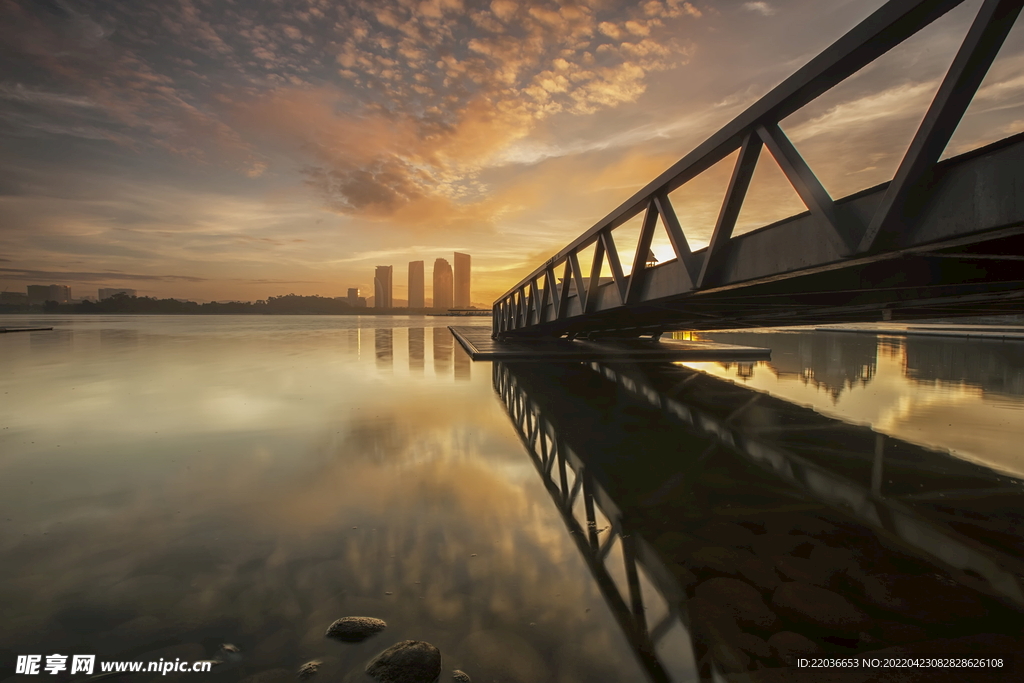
[767,631,822,665]
[670,563,699,594]
[859,633,1015,658]
[690,596,743,643]
[736,555,781,593]
[750,534,808,560]
[686,547,779,592]
[296,661,321,680]
[772,582,870,636]
[365,640,442,683]
[695,578,778,633]
[452,670,471,682]
[325,616,387,642]
[736,632,772,659]
[693,522,757,548]
[687,546,748,577]
[761,512,837,539]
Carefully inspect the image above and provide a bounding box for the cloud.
[0,267,208,283]
[743,2,777,16]
[1,0,700,232]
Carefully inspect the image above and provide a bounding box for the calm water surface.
[2,316,1024,683]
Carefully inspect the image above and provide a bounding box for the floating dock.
[450,326,771,362]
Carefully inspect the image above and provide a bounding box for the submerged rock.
[694,577,778,633]
[325,616,387,642]
[365,640,442,683]
[452,670,471,682]
[296,660,321,680]
[767,631,822,665]
[772,582,870,635]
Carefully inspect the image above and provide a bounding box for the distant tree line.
[0,293,395,315]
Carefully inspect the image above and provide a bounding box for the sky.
[1,0,1023,304]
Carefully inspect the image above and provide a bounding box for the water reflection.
[904,335,1024,398]
[0,316,651,683]
[408,327,424,373]
[454,342,471,382]
[375,328,393,368]
[691,330,1024,479]
[433,326,452,375]
[495,360,1024,681]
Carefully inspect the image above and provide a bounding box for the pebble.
[365,640,442,683]
[325,616,387,642]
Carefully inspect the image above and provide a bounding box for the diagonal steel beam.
[696,131,762,289]
[528,277,541,326]
[586,237,607,313]
[557,260,573,320]
[860,0,1024,252]
[625,201,660,304]
[756,122,855,253]
[569,251,589,313]
[602,231,627,304]
[543,265,558,321]
[652,193,697,287]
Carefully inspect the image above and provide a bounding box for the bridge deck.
[450,326,771,362]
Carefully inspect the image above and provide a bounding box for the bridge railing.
[493,0,1023,338]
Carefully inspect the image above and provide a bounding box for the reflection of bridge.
[493,0,1024,340]
[494,360,1024,680]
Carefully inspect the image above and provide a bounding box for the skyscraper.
[347,287,359,307]
[374,265,393,308]
[433,258,453,310]
[408,261,424,309]
[454,252,471,308]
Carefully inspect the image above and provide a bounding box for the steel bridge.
[493,0,1024,339]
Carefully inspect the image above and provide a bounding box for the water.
[2,316,1023,682]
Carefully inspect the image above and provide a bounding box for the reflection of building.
[702,331,877,400]
[408,327,424,372]
[374,266,393,309]
[375,328,392,368]
[454,252,471,308]
[408,261,424,309]
[454,341,470,381]
[433,258,453,311]
[28,285,71,305]
[433,326,452,374]
[99,288,135,300]
[905,336,1024,398]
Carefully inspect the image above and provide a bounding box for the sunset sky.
[2,0,1023,304]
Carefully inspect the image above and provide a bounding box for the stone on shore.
[695,577,778,632]
[296,660,321,680]
[772,582,870,635]
[325,616,387,642]
[365,640,442,683]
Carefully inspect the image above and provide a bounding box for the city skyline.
[2,1,1023,304]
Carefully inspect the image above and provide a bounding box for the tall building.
[454,252,471,308]
[347,288,359,307]
[27,284,71,305]
[433,258,453,310]
[408,261,425,309]
[99,288,136,300]
[374,266,393,308]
